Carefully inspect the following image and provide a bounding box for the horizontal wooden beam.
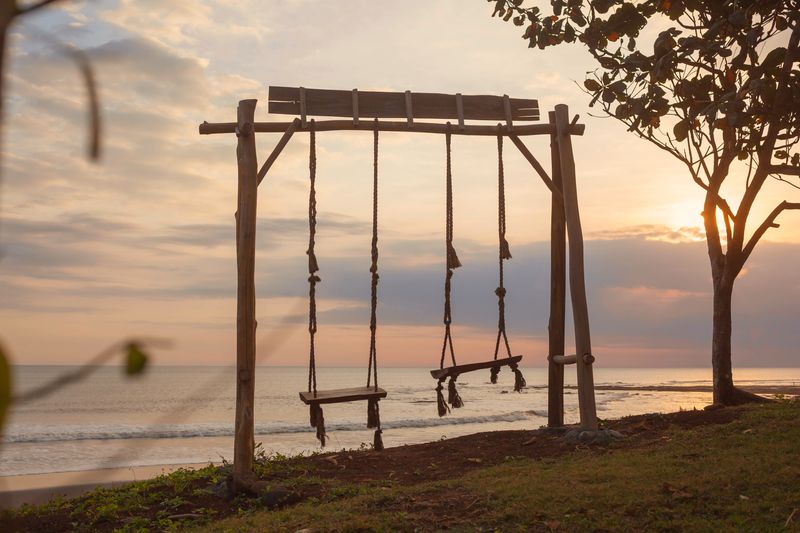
[268,86,539,122]
[199,120,585,137]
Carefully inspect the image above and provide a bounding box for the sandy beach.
[0,463,209,509]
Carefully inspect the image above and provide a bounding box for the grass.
[200,401,800,532]
[3,400,799,532]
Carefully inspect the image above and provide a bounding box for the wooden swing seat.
[299,386,387,405]
[430,355,523,380]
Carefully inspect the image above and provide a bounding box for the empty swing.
[431,126,526,416]
[299,119,387,449]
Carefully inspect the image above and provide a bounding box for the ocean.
[2,366,799,477]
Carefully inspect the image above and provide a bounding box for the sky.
[1,0,798,369]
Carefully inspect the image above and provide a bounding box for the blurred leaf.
[0,343,10,436]
[125,343,149,376]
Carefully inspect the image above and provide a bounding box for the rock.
[260,487,302,509]
[607,429,625,439]
[704,403,725,411]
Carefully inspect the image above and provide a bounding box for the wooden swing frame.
[199,86,598,488]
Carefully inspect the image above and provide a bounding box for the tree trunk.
[711,277,734,404]
[711,271,769,405]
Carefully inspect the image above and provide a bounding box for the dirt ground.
[4,406,742,532]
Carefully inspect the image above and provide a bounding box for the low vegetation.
[4,400,799,532]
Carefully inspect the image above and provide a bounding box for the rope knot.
[495,287,506,298]
[308,275,321,283]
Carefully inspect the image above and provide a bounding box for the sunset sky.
[1,0,798,368]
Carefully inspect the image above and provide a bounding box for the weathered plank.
[299,387,387,405]
[430,355,523,380]
[268,86,539,121]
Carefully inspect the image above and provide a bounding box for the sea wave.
[4,411,540,444]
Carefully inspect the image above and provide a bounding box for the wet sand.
[0,463,209,508]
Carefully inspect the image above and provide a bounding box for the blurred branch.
[12,338,166,404]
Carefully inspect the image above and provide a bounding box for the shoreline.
[0,463,209,508]
[2,384,796,509]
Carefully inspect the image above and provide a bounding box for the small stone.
[261,488,302,509]
[607,429,625,439]
[578,431,594,443]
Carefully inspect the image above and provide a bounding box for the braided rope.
[494,128,513,361]
[440,123,460,369]
[307,120,319,394]
[367,119,380,390]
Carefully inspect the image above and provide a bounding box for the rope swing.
[303,119,386,450]
[431,125,526,417]
[306,120,325,446]
[491,130,526,392]
[366,119,384,451]
[437,123,463,415]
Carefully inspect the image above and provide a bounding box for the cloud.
[590,224,705,243]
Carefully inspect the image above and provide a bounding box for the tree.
[490,0,800,404]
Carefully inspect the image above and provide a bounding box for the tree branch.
[770,164,800,176]
[739,201,800,268]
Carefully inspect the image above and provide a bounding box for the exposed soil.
[3,406,743,532]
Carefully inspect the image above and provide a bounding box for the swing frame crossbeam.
[199,86,598,490]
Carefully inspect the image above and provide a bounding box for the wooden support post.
[455,93,465,130]
[548,110,566,428]
[509,134,558,196]
[257,118,300,185]
[233,99,259,487]
[553,104,597,430]
[405,90,413,128]
[352,89,359,126]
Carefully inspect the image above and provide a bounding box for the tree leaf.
[125,343,149,376]
[584,79,602,92]
[673,119,689,142]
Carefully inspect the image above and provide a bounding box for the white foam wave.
[4,411,540,444]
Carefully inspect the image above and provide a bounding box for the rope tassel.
[447,245,462,270]
[510,364,526,392]
[307,250,319,275]
[310,404,326,447]
[367,398,380,429]
[490,365,501,384]
[436,380,449,417]
[448,376,463,408]
[500,237,512,260]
